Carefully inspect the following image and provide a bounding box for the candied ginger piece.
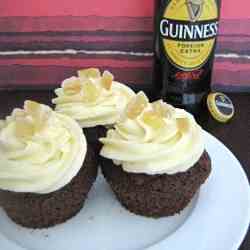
[142,110,165,129]
[15,117,34,138]
[24,101,51,131]
[78,68,101,79]
[126,91,149,119]
[63,78,82,95]
[82,80,100,102]
[101,70,114,90]
[24,100,41,117]
[152,100,175,119]
[12,108,26,118]
[12,101,52,138]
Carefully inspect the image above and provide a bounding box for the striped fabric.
[0,0,249,92]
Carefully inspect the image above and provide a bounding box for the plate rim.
[147,131,250,250]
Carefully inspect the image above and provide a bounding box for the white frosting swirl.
[52,70,135,128]
[100,97,205,175]
[0,101,86,194]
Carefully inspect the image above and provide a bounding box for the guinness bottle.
[154,0,221,115]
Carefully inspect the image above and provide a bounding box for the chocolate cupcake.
[52,68,135,154]
[100,92,211,217]
[0,101,97,228]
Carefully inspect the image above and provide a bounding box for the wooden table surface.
[0,90,249,249]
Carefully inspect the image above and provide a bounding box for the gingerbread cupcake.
[0,101,98,228]
[100,92,211,217]
[52,68,135,153]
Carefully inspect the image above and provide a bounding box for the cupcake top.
[100,92,205,175]
[0,101,86,194]
[52,68,135,128]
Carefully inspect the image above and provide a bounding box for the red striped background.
[0,0,249,91]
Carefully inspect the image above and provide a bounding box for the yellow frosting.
[52,68,135,128]
[0,101,86,194]
[100,92,205,175]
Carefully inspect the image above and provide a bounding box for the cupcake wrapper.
[100,151,211,218]
[0,146,98,229]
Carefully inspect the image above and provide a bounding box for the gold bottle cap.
[207,93,234,123]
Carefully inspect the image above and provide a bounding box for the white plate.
[0,131,249,250]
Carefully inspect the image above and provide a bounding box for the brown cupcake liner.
[0,146,98,229]
[100,151,211,218]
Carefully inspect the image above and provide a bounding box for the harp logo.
[160,0,219,70]
[186,0,203,22]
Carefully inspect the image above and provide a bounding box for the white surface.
[0,131,249,250]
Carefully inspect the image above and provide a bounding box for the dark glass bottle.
[154,0,221,115]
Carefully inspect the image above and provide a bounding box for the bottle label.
[160,0,219,70]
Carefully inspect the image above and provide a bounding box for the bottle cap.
[207,92,234,123]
